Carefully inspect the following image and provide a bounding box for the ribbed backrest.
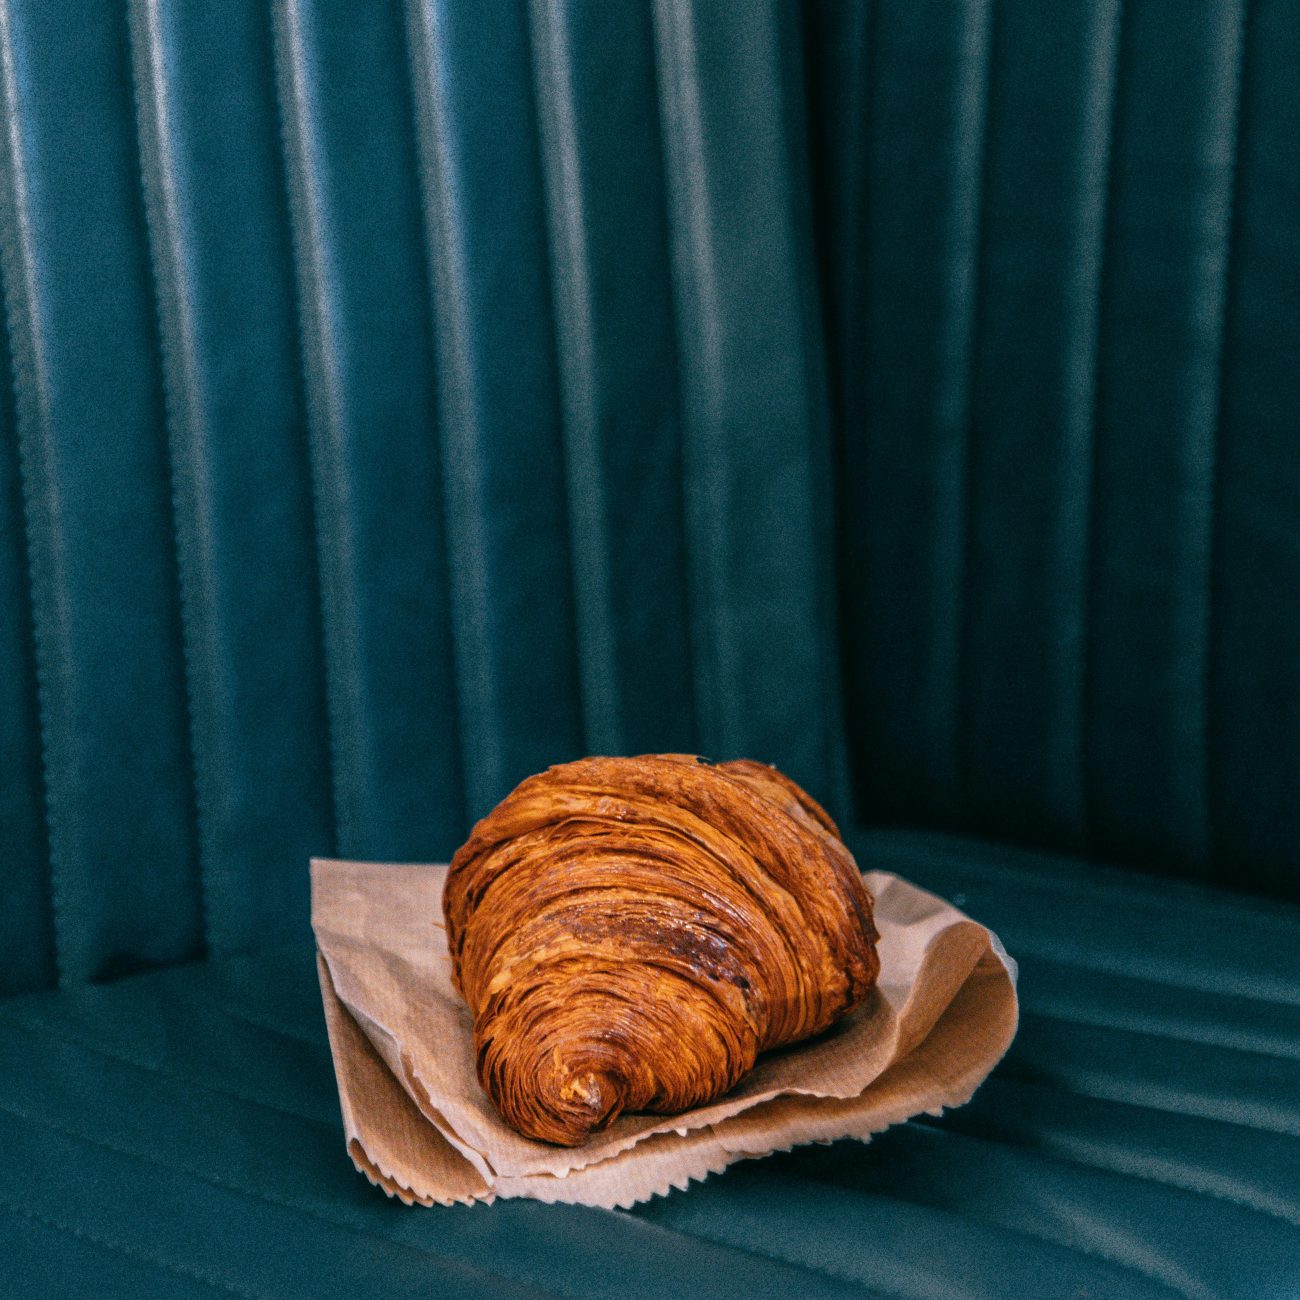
[0,0,842,992]
[809,1,1300,897]
[3,1,1298,995]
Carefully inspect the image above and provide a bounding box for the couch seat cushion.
[3,832,1298,1298]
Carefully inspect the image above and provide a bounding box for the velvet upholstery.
[1,0,1298,1293]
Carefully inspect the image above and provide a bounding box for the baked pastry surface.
[444,754,880,1145]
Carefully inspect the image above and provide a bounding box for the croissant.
[443,754,880,1145]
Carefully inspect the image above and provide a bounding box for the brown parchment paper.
[311,858,1018,1209]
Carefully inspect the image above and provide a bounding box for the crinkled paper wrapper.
[311,858,1018,1210]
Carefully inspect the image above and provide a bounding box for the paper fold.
[311,858,1017,1208]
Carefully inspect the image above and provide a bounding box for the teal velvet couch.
[2,1,1298,1295]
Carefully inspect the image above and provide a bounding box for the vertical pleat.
[1085,0,1248,877]
[526,0,696,759]
[815,0,1300,895]
[1210,0,1300,895]
[404,0,583,819]
[838,0,993,828]
[0,261,52,993]
[652,0,845,805]
[801,0,873,366]
[802,0,872,539]
[960,0,1122,850]
[271,0,463,861]
[1,0,1292,989]
[0,0,201,983]
[803,0,873,825]
[126,0,336,955]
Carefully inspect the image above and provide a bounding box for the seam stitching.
[1076,0,1126,854]
[400,0,478,826]
[788,1165,1187,1298]
[0,1189,265,1298]
[130,979,328,1048]
[950,0,997,827]
[124,0,211,961]
[998,1053,1298,1140]
[995,932,1300,1008]
[1017,997,1300,1065]
[889,1182,1188,1298]
[922,1103,1300,1231]
[1202,0,1252,881]
[0,6,66,988]
[0,1097,564,1300]
[190,996,328,1049]
[266,0,345,858]
[634,1210,913,1300]
[396,0,476,833]
[0,1008,335,1129]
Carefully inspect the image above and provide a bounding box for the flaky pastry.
[444,755,880,1145]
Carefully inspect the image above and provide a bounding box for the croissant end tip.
[522,1061,624,1146]
[558,1069,611,1109]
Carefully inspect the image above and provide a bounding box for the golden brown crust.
[444,755,880,1145]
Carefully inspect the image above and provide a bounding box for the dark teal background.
[810,0,1300,900]
[1,1,1298,1294]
